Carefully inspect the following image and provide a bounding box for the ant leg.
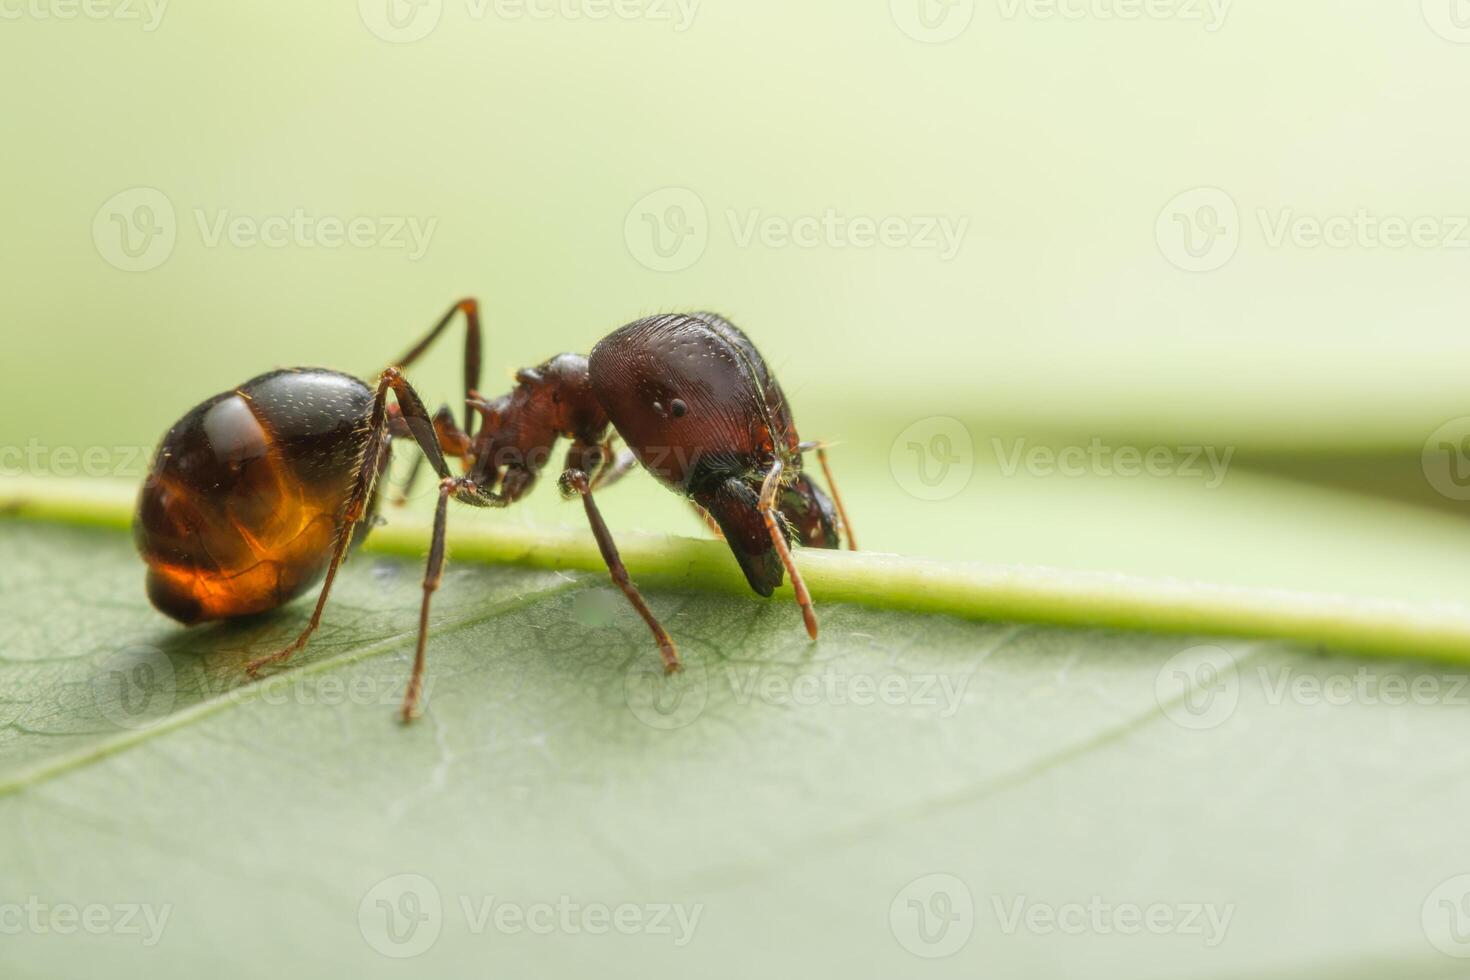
[690,502,725,540]
[798,441,858,551]
[591,447,638,491]
[393,456,425,508]
[560,469,681,673]
[401,476,454,723]
[759,459,820,640]
[246,367,457,678]
[392,298,483,436]
[388,404,470,506]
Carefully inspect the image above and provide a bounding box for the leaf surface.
[2,519,1469,979]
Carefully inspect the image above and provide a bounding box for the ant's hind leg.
[560,468,681,674]
[246,367,458,679]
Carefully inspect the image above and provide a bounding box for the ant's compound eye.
[670,398,688,419]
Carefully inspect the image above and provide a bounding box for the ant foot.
[245,642,300,678]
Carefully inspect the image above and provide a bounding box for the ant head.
[589,314,801,493]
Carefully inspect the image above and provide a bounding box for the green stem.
[5,476,1470,664]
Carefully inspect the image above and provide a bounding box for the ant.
[134,301,857,722]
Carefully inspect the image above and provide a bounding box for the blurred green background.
[4,0,1470,599]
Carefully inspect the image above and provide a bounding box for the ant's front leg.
[758,459,820,641]
[559,464,680,674]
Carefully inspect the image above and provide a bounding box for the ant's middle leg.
[391,297,483,436]
[559,467,681,674]
[591,445,637,491]
[590,443,720,538]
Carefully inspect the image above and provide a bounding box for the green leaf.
[4,508,1470,979]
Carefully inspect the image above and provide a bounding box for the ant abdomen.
[134,368,377,624]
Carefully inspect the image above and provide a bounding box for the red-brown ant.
[134,301,857,721]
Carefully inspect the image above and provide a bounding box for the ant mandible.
[134,300,857,722]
